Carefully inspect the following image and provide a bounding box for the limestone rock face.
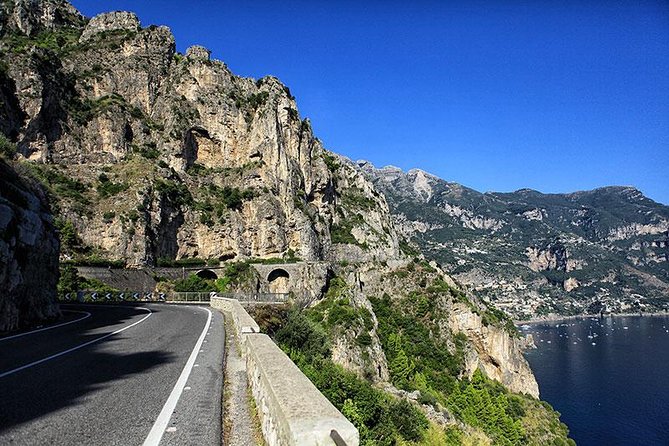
[1,0,83,36]
[0,159,60,332]
[185,45,210,61]
[448,304,539,397]
[526,241,568,272]
[79,11,140,42]
[1,3,400,267]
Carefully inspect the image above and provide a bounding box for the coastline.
[515,310,669,325]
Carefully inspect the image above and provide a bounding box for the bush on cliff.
[273,309,430,445]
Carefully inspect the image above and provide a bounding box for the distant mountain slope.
[360,161,669,318]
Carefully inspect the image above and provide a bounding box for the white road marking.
[143,307,212,446]
[0,311,91,342]
[0,307,152,379]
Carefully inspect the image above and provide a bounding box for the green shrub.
[154,179,192,206]
[21,163,89,206]
[0,134,16,159]
[97,173,129,198]
[276,311,430,445]
[57,264,81,296]
[173,274,215,292]
[322,152,340,173]
[102,211,115,223]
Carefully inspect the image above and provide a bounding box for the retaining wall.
[210,296,359,446]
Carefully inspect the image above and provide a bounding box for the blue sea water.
[523,315,669,446]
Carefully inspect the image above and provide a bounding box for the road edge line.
[0,307,152,379]
[142,307,213,446]
[0,311,92,342]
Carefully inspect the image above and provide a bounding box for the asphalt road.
[0,303,224,446]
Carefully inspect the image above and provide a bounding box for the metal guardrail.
[59,291,289,304]
[60,291,167,302]
[167,292,212,302]
[215,292,290,303]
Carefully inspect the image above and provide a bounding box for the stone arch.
[196,269,218,280]
[267,268,290,294]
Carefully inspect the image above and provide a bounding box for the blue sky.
[71,1,669,204]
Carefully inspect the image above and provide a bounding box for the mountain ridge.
[360,159,669,319]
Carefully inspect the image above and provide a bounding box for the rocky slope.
[361,161,669,319]
[0,157,60,332]
[0,1,572,441]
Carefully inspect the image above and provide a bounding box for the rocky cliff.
[361,161,669,319]
[0,158,60,332]
[0,2,399,266]
[0,0,549,430]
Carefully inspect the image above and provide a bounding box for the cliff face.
[361,161,669,319]
[0,0,538,401]
[0,4,399,265]
[0,159,60,332]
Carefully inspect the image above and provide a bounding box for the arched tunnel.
[267,268,290,294]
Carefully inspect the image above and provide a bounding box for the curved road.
[0,303,224,446]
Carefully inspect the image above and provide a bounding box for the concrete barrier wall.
[210,296,260,334]
[210,296,359,446]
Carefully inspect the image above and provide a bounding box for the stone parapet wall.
[210,296,358,446]
[210,296,260,334]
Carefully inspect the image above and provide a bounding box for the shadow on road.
[0,304,176,433]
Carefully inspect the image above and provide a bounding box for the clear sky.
[71,0,669,204]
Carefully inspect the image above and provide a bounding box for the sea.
[522,314,669,446]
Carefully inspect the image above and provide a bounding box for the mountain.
[360,161,669,319]
[0,1,577,443]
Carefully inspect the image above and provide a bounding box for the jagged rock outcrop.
[448,304,539,396]
[79,11,139,42]
[0,0,82,37]
[0,159,60,332]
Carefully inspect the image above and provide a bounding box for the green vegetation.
[170,261,253,293]
[195,185,255,225]
[371,292,463,395]
[247,91,269,109]
[0,134,16,159]
[341,187,377,211]
[96,173,129,198]
[0,27,82,56]
[209,185,255,211]
[102,211,115,223]
[399,239,420,257]
[154,178,193,206]
[447,370,525,445]
[331,214,367,248]
[322,152,340,173]
[157,257,207,267]
[274,309,430,445]
[307,277,374,333]
[370,290,573,445]
[62,255,126,268]
[131,142,160,160]
[284,107,299,120]
[21,163,88,202]
[57,264,119,297]
[173,274,216,292]
[68,93,144,125]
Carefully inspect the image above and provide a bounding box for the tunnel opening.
[196,269,218,280]
[267,268,290,294]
